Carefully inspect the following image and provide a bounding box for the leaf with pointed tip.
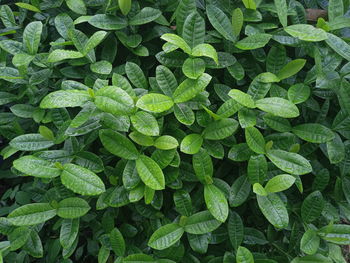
[7,203,56,226]
[184,211,222,234]
[204,184,228,222]
[57,198,90,219]
[148,223,184,250]
[136,155,165,190]
[136,94,174,113]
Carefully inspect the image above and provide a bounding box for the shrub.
[0,0,350,262]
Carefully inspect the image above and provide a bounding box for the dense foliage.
[1,0,350,262]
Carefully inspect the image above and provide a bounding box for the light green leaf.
[235,34,272,50]
[136,155,165,190]
[253,183,268,196]
[265,174,296,193]
[7,203,56,226]
[203,118,239,140]
[206,5,236,42]
[325,33,350,62]
[23,21,42,55]
[118,0,131,15]
[328,0,344,22]
[15,2,41,12]
[267,149,312,175]
[95,86,134,115]
[326,133,345,164]
[61,164,106,195]
[99,129,139,160]
[57,197,90,219]
[284,24,328,42]
[232,8,244,37]
[161,33,191,54]
[257,193,289,228]
[255,97,299,118]
[230,176,251,207]
[318,224,350,245]
[174,103,195,125]
[47,49,84,63]
[288,84,310,104]
[242,0,256,10]
[129,7,162,26]
[292,123,335,143]
[40,90,90,108]
[204,184,228,222]
[66,0,86,15]
[148,223,184,250]
[184,211,222,234]
[291,254,332,263]
[131,111,159,136]
[274,0,288,27]
[245,127,265,154]
[300,229,320,255]
[125,62,148,89]
[180,134,203,155]
[13,155,61,178]
[236,246,254,263]
[228,89,256,108]
[173,73,212,103]
[277,59,306,80]
[182,58,205,79]
[136,93,174,113]
[191,44,218,65]
[154,136,178,150]
[88,14,127,30]
[10,134,54,151]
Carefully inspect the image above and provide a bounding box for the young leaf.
[228,89,256,108]
[274,0,288,27]
[47,50,84,63]
[277,59,306,80]
[300,229,320,255]
[325,33,350,62]
[129,7,162,26]
[265,174,296,193]
[23,21,42,55]
[136,94,174,113]
[148,223,184,250]
[235,34,272,50]
[7,203,56,226]
[193,148,213,184]
[161,33,191,54]
[232,8,243,37]
[284,24,328,42]
[318,224,350,245]
[88,14,127,30]
[191,44,218,65]
[10,134,54,151]
[255,97,299,118]
[40,90,90,108]
[182,12,205,48]
[242,0,256,10]
[13,155,61,178]
[180,134,203,154]
[288,84,310,104]
[182,58,205,79]
[203,118,239,140]
[131,111,159,136]
[236,246,254,263]
[110,228,126,256]
[245,127,266,154]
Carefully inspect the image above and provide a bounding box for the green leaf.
[7,203,56,226]
[191,44,218,65]
[242,0,256,10]
[288,84,310,104]
[274,0,288,27]
[173,190,193,216]
[182,58,205,79]
[266,149,312,175]
[253,183,268,196]
[235,34,272,50]
[301,191,324,223]
[23,21,42,55]
[204,184,228,222]
[265,174,296,193]
[10,134,54,151]
[230,176,251,207]
[57,198,90,219]
[13,155,61,178]
[136,94,174,113]
[193,148,213,184]
[184,211,222,234]
[66,0,86,15]
[156,65,177,97]
[182,12,205,48]
[228,89,256,108]
[24,229,43,258]
[257,193,289,229]
[247,155,267,184]
[90,60,112,74]
[227,212,244,250]
[328,0,344,22]
[174,103,195,125]
[123,253,154,262]
[130,112,159,137]
[175,0,196,35]
[110,228,125,256]
[136,155,165,190]
[232,8,243,37]
[88,14,127,30]
[148,223,184,250]
[161,33,191,54]
[325,33,350,62]
[173,73,212,103]
[245,127,266,154]
[263,113,292,132]
[300,229,320,255]
[15,2,41,12]
[60,218,79,249]
[284,24,328,42]
[47,49,84,63]
[118,0,131,15]
[255,97,299,118]
[99,129,139,160]
[203,118,239,140]
[326,133,345,164]
[236,246,254,263]
[318,224,350,245]
[61,164,106,195]
[125,62,148,89]
[276,59,306,80]
[95,86,134,116]
[291,254,332,263]
[40,90,90,108]
[206,5,236,42]
[154,136,178,150]
[292,123,334,143]
[129,7,162,26]
[180,134,203,154]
